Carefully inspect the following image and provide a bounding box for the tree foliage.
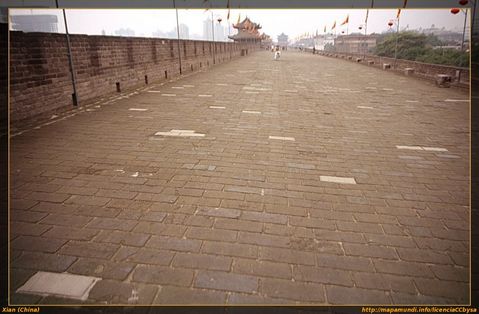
[374,31,468,67]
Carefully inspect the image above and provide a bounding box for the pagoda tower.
[228,17,263,43]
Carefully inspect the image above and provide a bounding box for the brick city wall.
[311,50,470,87]
[10,31,260,124]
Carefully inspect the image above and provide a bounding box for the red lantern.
[451,8,460,14]
[217,18,222,23]
[459,0,468,5]
[388,21,394,27]
[359,26,363,30]
[341,30,345,34]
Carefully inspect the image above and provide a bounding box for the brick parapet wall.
[10,31,260,125]
[305,49,470,87]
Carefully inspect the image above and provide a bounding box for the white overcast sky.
[10,8,469,40]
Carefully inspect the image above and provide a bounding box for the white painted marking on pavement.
[155,129,205,137]
[444,99,469,102]
[198,94,212,97]
[423,147,448,152]
[161,93,176,97]
[357,106,374,109]
[242,110,261,114]
[320,176,356,184]
[209,106,226,109]
[269,136,295,141]
[129,108,148,111]
[397,146,449,152]
[396,146,423,150]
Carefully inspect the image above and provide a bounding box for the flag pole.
[394,13,400,68]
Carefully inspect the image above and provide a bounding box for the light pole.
[358,24,367,58]
[451,7,468,51]
[394,19,400,66]
[388,18,400,68]
[173,0,182,74]
[56,0,78,106]
[217,17,222,60]
[461,9,468,51]
[211,11,216,64]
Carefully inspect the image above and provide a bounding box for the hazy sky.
[10,8,470,40]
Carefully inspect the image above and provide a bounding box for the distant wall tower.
[277,32,288,48]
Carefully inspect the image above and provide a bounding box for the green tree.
[374,31,468,67]
[415,49,469,67]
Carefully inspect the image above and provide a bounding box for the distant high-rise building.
[203,18,213,40]
[203,18,228,41]
[10,14,58,33]
[215,23,225,41]
[178,23,189,39]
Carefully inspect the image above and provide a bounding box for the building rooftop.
[233,17,261,30]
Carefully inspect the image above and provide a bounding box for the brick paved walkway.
[10,51,470,305]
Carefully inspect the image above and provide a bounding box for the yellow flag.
[397,8,401,18]
[331,21,336,30]
[341,14,349,25]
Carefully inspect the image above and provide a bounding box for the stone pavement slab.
[10,50,469,305]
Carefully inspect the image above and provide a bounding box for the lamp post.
[388,18,400,68]
[56,0,78,106]
[217,17,222,59]
[211,11,216,64]
[173,0,182,74]
[358,24,367,58]
[451,7,469,51]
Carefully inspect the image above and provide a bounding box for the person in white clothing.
[273,45,281,60]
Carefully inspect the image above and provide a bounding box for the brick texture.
[10,31,260,126]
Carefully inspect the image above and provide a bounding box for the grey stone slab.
[17,271,100,300]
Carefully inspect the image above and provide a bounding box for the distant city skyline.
[9,8,470,42]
